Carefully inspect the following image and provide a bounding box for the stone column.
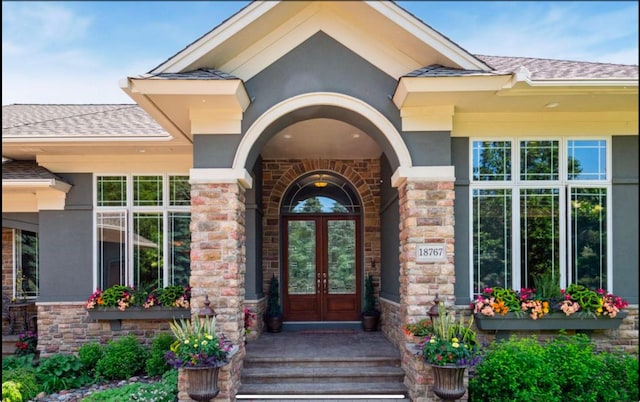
[397,176,455,402]
[180,181,247,401]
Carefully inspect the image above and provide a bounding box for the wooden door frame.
[282,215,361,321]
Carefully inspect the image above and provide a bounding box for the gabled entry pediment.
[121,1,493,141]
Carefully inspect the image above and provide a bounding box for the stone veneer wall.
[182,181,247,401]
[36,303,175,355]
[396,178,457,402]
[261,159,381,308]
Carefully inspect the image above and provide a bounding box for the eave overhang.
[2,179,72,212]
[393,70,638,132]
[121,77,251,141]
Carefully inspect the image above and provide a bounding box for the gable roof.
[3,54,638,140]
[475,55,638,80]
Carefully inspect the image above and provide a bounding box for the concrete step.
[237,397,410,401]
[237,381,409,396]
[244,356,402,369]
[241,366,405,384]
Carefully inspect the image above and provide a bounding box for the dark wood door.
[283,216,361,321]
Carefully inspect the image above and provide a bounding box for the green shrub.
[82,369,178,402]
[1,366,39,401]
[95,335,148,380]
[1,355,35,371]
[2,380,22,402]
[78,341,105,375]
[469,334,639,402]
[36,353,92,394]
[469,335,560,401]
[597,350,639,401]
[145,333,175,376]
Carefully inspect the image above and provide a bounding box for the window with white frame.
[95,175,191,292]
[470,138,610,297]
[14,229,39,300]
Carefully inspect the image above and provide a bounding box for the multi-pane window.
[471,139,610,296]
[14,229,39,299]
[95,175,191,292]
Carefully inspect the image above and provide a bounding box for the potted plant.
[420,302,481,401]
[361,274,381,331]
[265,274,283,332]
[165,315,236,401]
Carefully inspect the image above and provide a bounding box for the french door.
[283,215,361,321]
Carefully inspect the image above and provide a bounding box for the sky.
[2,1,638,105]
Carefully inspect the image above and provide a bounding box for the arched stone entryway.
[186,92,456,401]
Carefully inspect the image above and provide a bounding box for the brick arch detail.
[265,160,374,217]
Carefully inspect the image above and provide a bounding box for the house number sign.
[416,243,446,262]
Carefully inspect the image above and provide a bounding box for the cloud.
[444,2,638,64]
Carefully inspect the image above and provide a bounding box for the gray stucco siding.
[379,153,400,302]
[39,209,93,302]
[402,131,452,166]
[452,137,471,305]
[38,173,93,303]
[611,135,639,304]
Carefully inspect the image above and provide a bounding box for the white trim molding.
[391,166,455,187]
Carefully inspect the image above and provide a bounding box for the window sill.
[87,307,190,330]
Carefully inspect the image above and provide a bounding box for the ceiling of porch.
[261,118,381,160]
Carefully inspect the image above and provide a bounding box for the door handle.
[322,273,327,294]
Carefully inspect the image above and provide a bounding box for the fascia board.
[151,1,281,74]
[365,1,491,71]
[3,179,72,193]
[392,75,512,107]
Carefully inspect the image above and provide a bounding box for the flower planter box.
[474,311,627,332]
[87,307,191,330]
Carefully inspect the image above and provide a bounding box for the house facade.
[2,1,638,400]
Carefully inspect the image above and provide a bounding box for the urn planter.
[87,307,191,330]
[184,366,220,401]
[474,311,627,332]
[430,364,468,401]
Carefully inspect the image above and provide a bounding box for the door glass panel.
[328,220,356,294]
[288,220,316,294]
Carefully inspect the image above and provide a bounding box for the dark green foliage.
[266,274,282,317]
[99,285,134,307]
[145,333,175,376]
[95,335,149,380]
[469,334,639,402]
[2,355,35,370]
[157,285,189,307]
[597,350,639,402]
[1,365,40,401]
[362,274,379,315]
[36,353,92,394]
[78,341,105,375]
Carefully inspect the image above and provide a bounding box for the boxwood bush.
[95,335,149,380]
[469,333,639,402]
